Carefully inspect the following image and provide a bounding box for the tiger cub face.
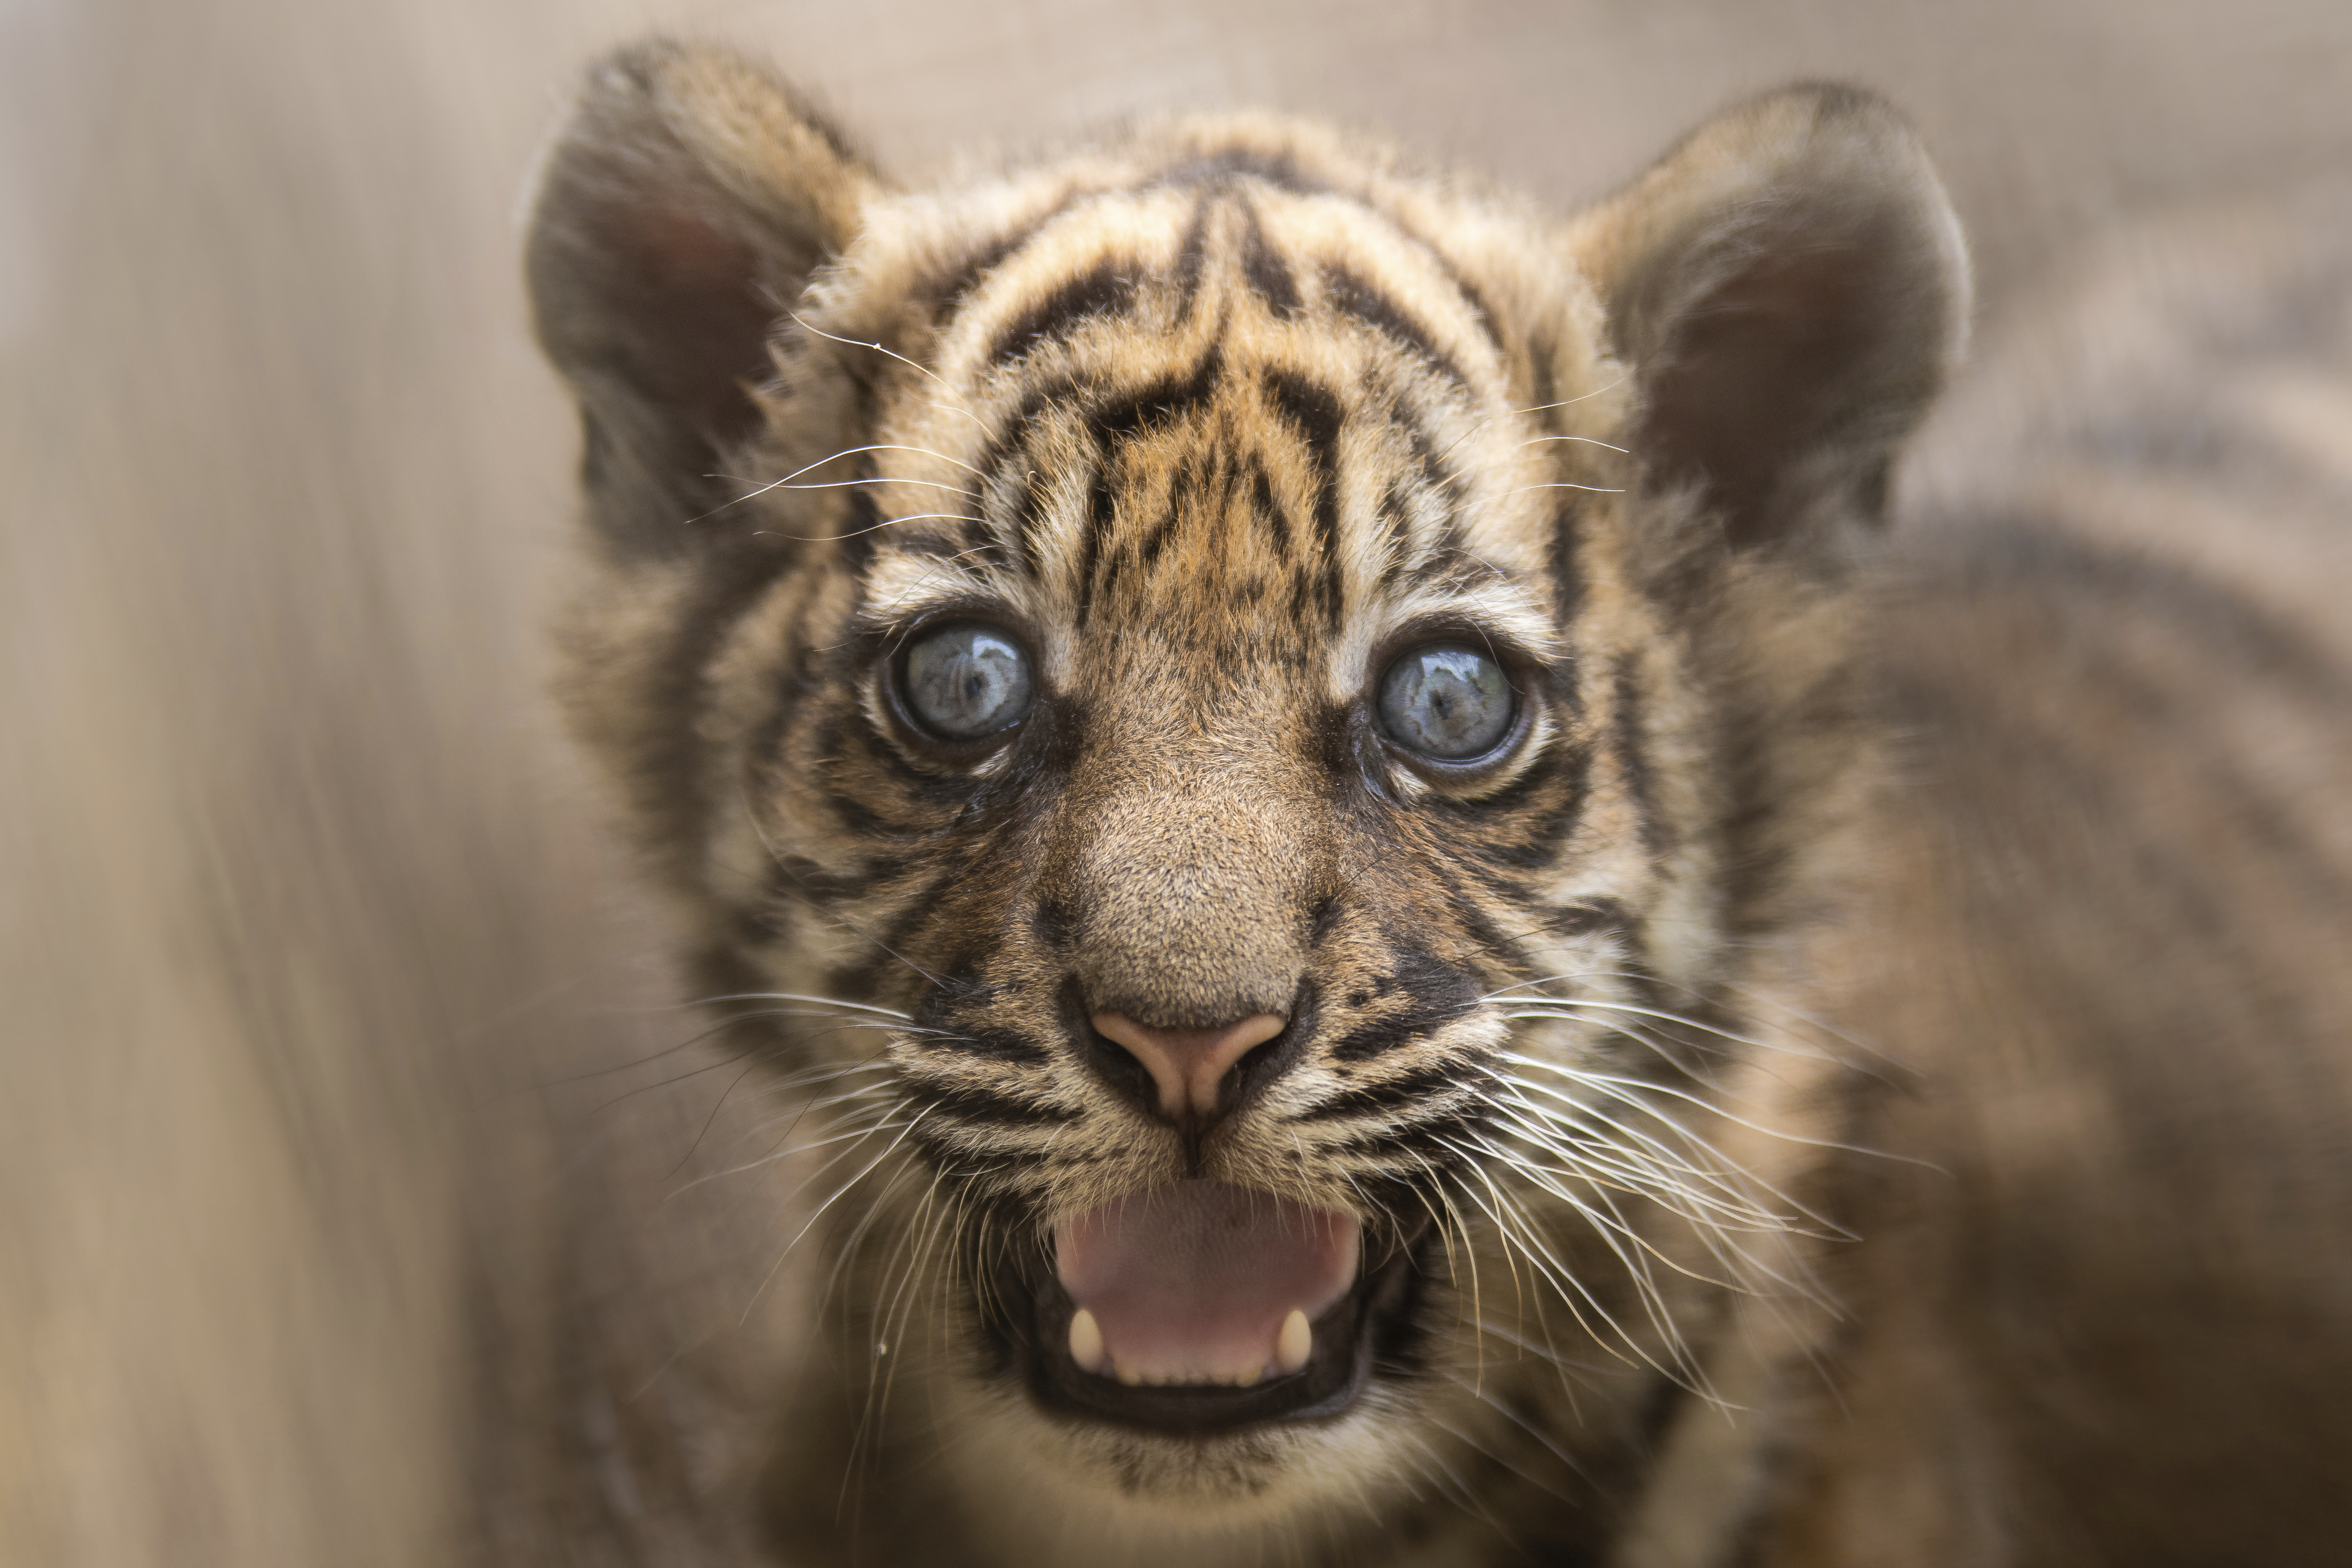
[529,44,1964,1557]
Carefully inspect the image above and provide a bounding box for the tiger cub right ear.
[1571,85,1970,557]
[526,40,880,557]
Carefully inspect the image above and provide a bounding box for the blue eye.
[901,623,1035,740]
[1376,643,1515,760]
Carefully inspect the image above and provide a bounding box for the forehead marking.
[853,163,1576,692]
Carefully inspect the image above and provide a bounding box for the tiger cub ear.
[1571,84,1969,553]
[526,40,881,556]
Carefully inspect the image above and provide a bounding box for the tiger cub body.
[523,43,2352,1566]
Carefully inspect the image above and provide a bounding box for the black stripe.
[1320,262,1472,390]
[1170,194,1213,318]
[1375,482,1414,586]
[635,542,797,865]
[1325,1012,1433,1063]
[1239,200,1301,317]
[1291,1063,1481,1122]
[928,1026,1051,1066]
[902,1081,1078,1128]
[1324,1107,1490,1163]
[1073,453,1122,626]
[973,342,1227,531]
[1611,653,1670,864]
[760,846,915,914]
[922,192,1084,314]
[826,875,963,1002]
[1328,949,1480,1061]
[1152,146,1328,196]
[1385,214,1510,358]
[1463,743,1594,871]
[820,714,1081,1003]
[1549,501,1586,622]
[1371,406,1466,593]
[985,257,1139,366]
[1546,897,1632,940]
[834,478,885,578]
[1135,488,1182,574]
[1402,411,1466,548]
[1261,369,1346,625]
[1412,847,1537,977]
[2098,685,2351,914]
[1527,337,1559,428]
[1973,595,2352,913]
[1090,342,1228,447]
[1005,463,1053,579]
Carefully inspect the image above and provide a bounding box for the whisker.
[757,510,983,544]
[1422,1393,1586,1500]
[788,311,950,388]
[1516,433,1629,453]
[1513,373,1631,414]
[1434,1139,1675,1377]
[692,440,983,524]
[740,1109,931,1324]
[923,399,988,430]
[677,991,914,1021]
[1499,997,1787,1057]
[1502,1050,1925,1177]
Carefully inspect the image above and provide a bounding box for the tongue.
[1054,1180,1360,1386]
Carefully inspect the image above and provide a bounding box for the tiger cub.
[523,40,2352,1567]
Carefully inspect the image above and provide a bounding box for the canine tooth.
[1067,1308,1104,1373]
[1277,1309,1312,1376]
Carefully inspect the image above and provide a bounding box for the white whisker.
[789,312,949,388]
[1516,433,1629,453]
[1513,373,1631,413]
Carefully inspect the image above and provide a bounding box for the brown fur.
[521,45,1967,1566]
[1735,184,2352,1568]
[513,38,2352,1568]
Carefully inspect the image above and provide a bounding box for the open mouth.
[1013,1180,1424,1436]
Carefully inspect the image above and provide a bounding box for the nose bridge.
[1060,751,1324,1029]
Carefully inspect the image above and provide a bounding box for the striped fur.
[525,40,2352,1568]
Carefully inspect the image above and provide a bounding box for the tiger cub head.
[529,41,1964,1550]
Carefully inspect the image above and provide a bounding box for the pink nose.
[1090,1011,1287,1120]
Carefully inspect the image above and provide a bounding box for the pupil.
[1377,642,1511,760]
[905,623,1033,741]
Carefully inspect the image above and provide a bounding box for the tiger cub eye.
[902,623,1035,740]
[1376,643,1514,760]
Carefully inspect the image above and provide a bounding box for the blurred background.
[4,1,2348,1563]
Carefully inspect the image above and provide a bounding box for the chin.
[944,1368,1433,1546]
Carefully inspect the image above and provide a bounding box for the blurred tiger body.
[523,43,2352,1568]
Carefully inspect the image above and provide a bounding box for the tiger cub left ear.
[1571,84,1969,553]
[527,40,882,558]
